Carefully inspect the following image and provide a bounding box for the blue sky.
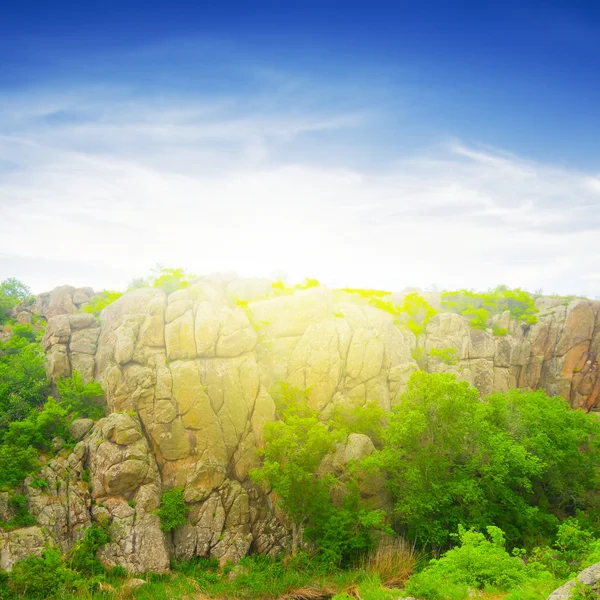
[1,1,600,295]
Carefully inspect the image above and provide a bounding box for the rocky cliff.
[3,277,600,573]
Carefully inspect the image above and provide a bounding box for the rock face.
[420,297,600,411]
[10,277,600,573]
[547,561,600,599]
[23,412,170,573]
[0,527,49,571]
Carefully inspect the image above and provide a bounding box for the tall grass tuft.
[361,537,420,587]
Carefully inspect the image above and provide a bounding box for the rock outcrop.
[5,276,600,573]
[547,561,600,599]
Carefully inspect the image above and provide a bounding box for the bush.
[157,487,189,532]
[68,523,110,575]
[441,286,539,330]
[0,327,49,440]
[398,292,438,336]
[0,278,31,324]
[429,347,458,365]
[375,372,600,549]
[7,547,78,598]
[404,526,529,600]
[0,493,36,530]
[55,371,105,420]
[84,290,122,317]
[251,385,390,562]
[151,267,195,294]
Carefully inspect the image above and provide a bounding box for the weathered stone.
[46,344,70,379]
[0,527,49,571]
[70,352,96,381]
[70,328,100,354]
[165,310,196,360]
[547,561,600,599]
[69,418,95,440]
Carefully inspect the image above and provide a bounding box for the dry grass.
[279,584,339,600]
[360,536,420,587]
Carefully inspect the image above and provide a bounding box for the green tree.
[0,325,49,439]
[251,390,338,554]
[55,371,105,420]
[251,386,388,562]
[375,372,600,549]
[0,278,31,323]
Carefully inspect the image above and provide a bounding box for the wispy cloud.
[1,82,599,297]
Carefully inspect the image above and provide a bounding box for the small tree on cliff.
[250,386,340,554]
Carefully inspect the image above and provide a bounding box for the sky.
[1,0,600,296]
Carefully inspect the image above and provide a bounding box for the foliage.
[0,333,104,489]
[68,522,110,576]
[250,388,339,553]
[340,289,437,336]
[55,371,105,420]
[528,518,600,580]
[151,267,196,294]
[328,401,387,447]
[251,385,388,561]
[84,290,123,317]
[484,388,600,532]
[0,324,49,439]
[0,278,32,324]
[429,346,458,365]
[6,547,78,599]
[157,487,189,532]
[305,484,392,566]
[397,292,438,336]
[373,371,600,549]
[442,285,539,330]
[404,526,530,600]
[0,493,36,531]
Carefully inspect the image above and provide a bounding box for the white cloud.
[1,87,599,297]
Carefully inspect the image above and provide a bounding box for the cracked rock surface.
[7,278,600,573]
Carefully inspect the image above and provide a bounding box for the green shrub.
[157,487,189,532]
[30,477,48,489]
[0,493,36,530]
[7,547,78,598]
[84,290,123,317]
[0,278,32,324]
[398,292,438,336]
[429,347,458,365]
[405,526,529,599]
[55,371,105,420]
[528,519,600,580]
[151,267,195,294]
[68,523,109,575]
[0,327,49,440]
[329,401,387,447]
[441,286,539,330]
[373,372,600,549]
[0,366,104,488]
[251,385,389,562]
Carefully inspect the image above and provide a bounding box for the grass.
[43,547,416,600]
[361,537,421,588]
